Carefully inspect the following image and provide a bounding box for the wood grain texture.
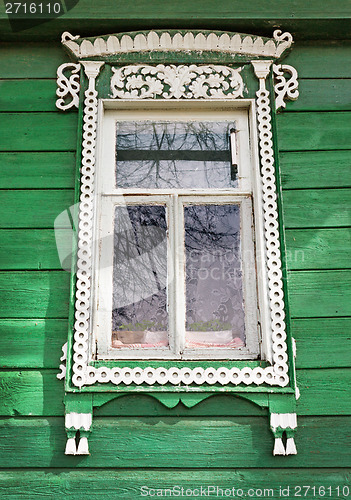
[284,41,351,78]
[0,371,64,416]
[0,469,349,500]
[1,317,349,370]
[0,152,75,188]
[2,18,351,42]
[0,190,74,228]
[280,150,351,189]
[1,228,73,270]
[1,0,351,21]
[0,319,68,368]
[296,369,351,416]
[282,189,351,228]
[0,80,57,112]
[0,271,70,318]
[0,113,77,151]
[287,270,351,318]
[284,79,351,112]
[292,318,351,368]
[0,230,72,270]
[0,416,349,468]
[0,44,65,78]
[277,112,351,151]
[0,369,349,417]
[285,228,351,270]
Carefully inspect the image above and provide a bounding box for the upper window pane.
[115,121,238,189]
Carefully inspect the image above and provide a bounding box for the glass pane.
[184,204,245,348]
[112,205,169,348]
[116,121,237,189]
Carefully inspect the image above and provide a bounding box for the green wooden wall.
[0,37,350,498]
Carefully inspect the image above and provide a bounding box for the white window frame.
[90,99,271,362]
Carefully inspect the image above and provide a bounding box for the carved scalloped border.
[62,29,293,60]
[71,61,290,389]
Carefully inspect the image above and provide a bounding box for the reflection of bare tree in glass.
[116,121,237,189]
[112,206,168,344]
[184,205,246,345]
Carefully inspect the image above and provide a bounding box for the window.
[93,103,261,360]
[57,29,300,457]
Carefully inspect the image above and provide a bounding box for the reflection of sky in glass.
[111,205,169,348]
[185,204,245,348]
[115,121,238,189]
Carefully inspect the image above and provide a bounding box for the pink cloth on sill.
[111,337,245,349]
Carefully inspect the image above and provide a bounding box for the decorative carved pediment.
[61,29,293,62]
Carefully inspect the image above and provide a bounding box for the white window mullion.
[173,194,186,356]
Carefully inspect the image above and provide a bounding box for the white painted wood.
[61,29,293,59]
[273,64,299,110]
[69,64,293,388]
[93,102,259,361]
[110,65,244,100]
[56,63,80,111]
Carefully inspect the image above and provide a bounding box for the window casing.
[92,101,267,361]
[56,29,300,458]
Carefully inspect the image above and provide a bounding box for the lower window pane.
[184,204,245,348]
[112,205,169,348]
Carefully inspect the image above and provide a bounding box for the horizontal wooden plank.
[0,80,58,112]
[0,469,350,500]
[0,416,349,468]
[285,79,351,112]
[285,228,351,270]
[0,372,266,417]
[296,369,351,416]
[0,190,74,228]
[287,270,351,318]
[0,113,77,151]
[2,20,351,43]
[0,230,72,270]
[0,318,348,371]
[0,0,351,27]
[0,369,349,417]
[1,317,348,371]
[0,319,68,368]
[0,43,66,78]
[285,41,351,79]
[2,0,351,20]
[280,150,351,189]
[0,152,75,188]
[282,189,351,228]
[0,271,70,318]
[292,318,351,369]
[276,112,351,151]
[285,79,351,113]
[0,371,64,416]
[2,188,350,231]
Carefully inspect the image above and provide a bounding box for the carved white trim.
[71,62,290,388]
[110,64,243,99]
[57,342,67,380]
[270,412,297,430]
[72,61,104,388]
[270,412,297,455]
[62,29,293,60]
[56,63,81,111]
[65,412,92,431]
[273,64,299,110]
[65,412,92,455]
[83,366,276,386]
[252,60,289,387]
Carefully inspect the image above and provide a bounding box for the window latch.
[230,126,238,180]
